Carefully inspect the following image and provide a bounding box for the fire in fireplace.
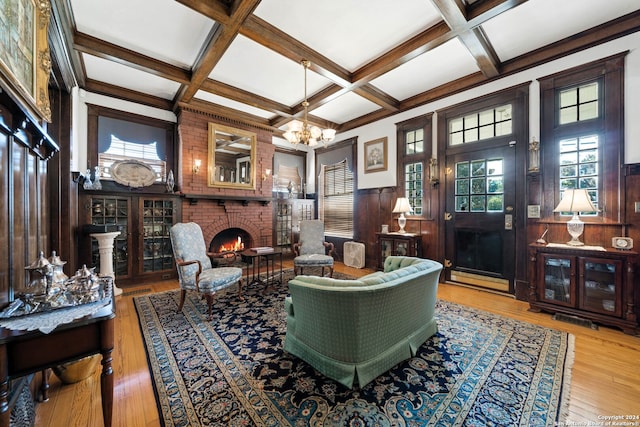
[209,228,252,265]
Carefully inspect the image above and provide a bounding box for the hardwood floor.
[34,261,640,426]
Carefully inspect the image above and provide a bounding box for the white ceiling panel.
[64,0,640,134]
[70,0,215,68]
[312,92,381,124]
[209,35,333,107]
[194,91,276,119]
[370,38,480,100]
[253,0,442,71]
[83,54,181,100]
[483,0,640,62]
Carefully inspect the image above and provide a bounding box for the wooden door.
[444,144,516,292]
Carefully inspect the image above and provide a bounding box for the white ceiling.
[64,0,640,136]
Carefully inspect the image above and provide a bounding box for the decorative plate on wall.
[110,160,157,188]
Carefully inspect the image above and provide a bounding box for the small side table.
[375,232,422,270]
[240,248,283,290]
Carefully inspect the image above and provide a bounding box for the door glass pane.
[455,158,504,213]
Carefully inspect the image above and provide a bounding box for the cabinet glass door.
[275,201,292,248]
[380,238,392,264]
[394,241,409,256]
[541,255,574,306]
[141,199,175,273]
[580,257,622,316]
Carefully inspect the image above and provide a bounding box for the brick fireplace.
[177,109,275,252]
[182,200,273,252]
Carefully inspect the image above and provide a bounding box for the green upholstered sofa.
[284,256,443,388]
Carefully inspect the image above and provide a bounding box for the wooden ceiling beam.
[431,0,500,77]
[84,79,174,110]
[339,9,640,133]
[240,16,401,111]
[74,31,192,84]
[200,79,294,117]
[173,0,262,106]
[173,0,231,24]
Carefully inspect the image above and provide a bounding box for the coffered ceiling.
[53,0,640,139]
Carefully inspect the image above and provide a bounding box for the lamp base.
[566,214,585,246]
[397,213,407,233]
[565,238,585,246]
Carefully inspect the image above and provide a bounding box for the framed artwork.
[0,0,52,122]
[364,137,388,173]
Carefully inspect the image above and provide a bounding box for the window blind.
[319,159,353,238]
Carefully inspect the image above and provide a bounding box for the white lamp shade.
[553,189,596,214]
[392,197,413,214]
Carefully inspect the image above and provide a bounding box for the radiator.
[343,241,365,268]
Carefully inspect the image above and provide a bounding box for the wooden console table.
[0,295,115,426]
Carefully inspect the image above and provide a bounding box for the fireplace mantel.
[182,194,271,206]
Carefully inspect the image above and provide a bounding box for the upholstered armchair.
[169,222,243,320]
[293,220,335,277]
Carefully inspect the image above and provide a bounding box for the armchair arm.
[323,241,335,258]
[176,258,203,289]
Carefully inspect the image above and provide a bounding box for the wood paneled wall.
[0,91,60,307]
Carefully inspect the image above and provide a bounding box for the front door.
[444,143,516,292]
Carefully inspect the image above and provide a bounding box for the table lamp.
[553,189,596,246]
[392,197,413,233]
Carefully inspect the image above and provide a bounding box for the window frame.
[315,137,357,239]
[87,104,177,193]
[396,113,433,219]
[539,53,625,223]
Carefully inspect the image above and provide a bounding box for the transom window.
[448,104,512,145]
[405,129,424,155]
[454,158,504,212]
[559,82,599,124]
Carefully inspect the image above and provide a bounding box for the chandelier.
[283,60,336,147]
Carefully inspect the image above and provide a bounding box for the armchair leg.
[177,289,187,312]
[204,294,214,321]
[237,279,244,301]
[329,266,334,278]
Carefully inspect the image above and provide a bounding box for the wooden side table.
[376,232,422,270]
[0,291,116,427]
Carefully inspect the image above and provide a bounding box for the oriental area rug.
[134,270,573,427]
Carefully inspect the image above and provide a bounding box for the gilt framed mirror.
[208,123,257,189]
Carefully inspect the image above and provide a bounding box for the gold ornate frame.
[207,123,257,190]
[0,0,52,122]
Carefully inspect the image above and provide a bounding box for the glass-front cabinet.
[80,192,180,285]
[376,232,422,270]
[273,199,315,253]
[529,244,637,335]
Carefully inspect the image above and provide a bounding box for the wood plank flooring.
[34,262,640,426]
